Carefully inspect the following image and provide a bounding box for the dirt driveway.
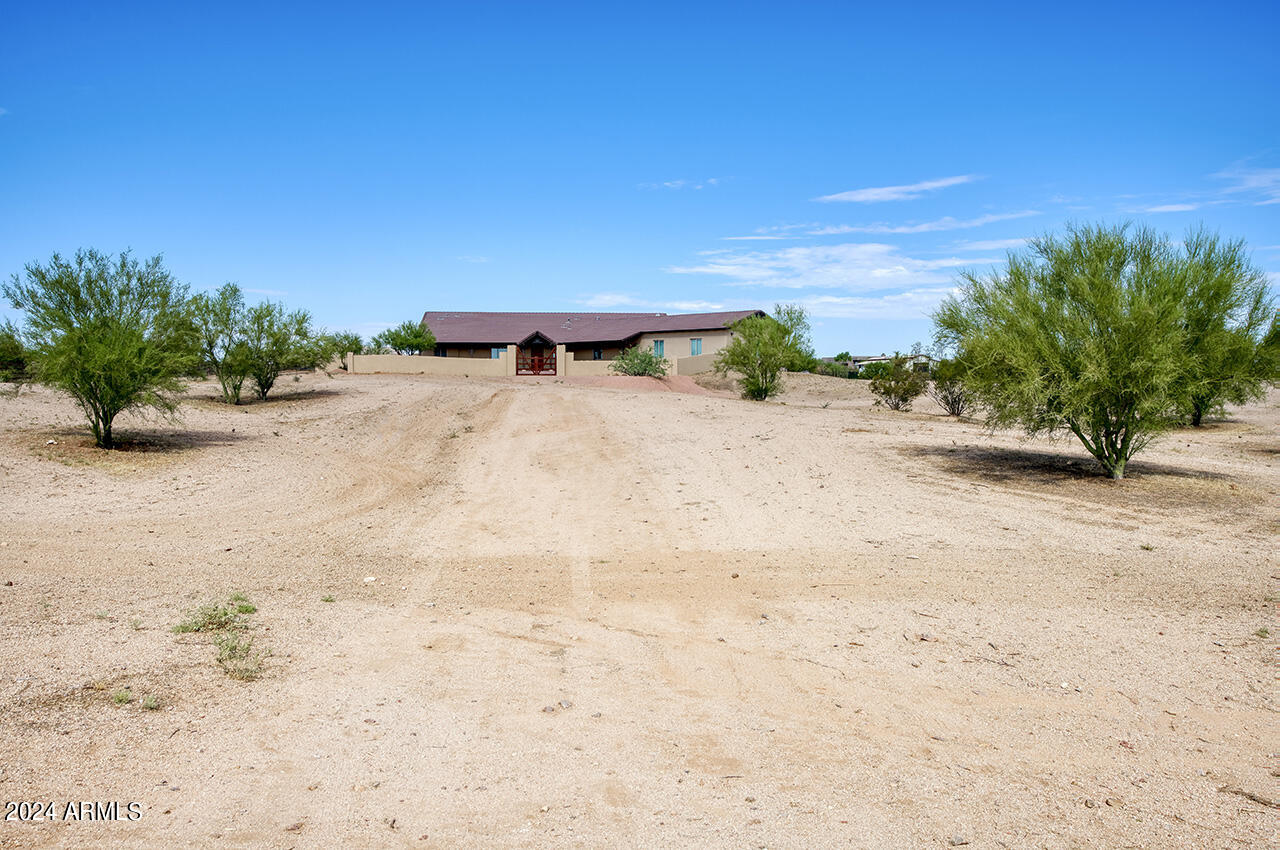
[1,372,1275,848]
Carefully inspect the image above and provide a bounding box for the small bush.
[610,345,668,376]
[140,694,160,711]
[856,360,892,380]
[927,358,974,417]
[111,688,133,705]
[215,633,267,681]
[173,602,243,633]
[869,353,928,411]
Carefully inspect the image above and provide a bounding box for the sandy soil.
[0,371,1276,849]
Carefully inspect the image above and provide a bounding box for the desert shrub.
[1175,228,1276,426]
[243,301,329,399]
[0,320,29,385]
[856,360,891,380]
[3,249,198,448]
[869,352,928,410]
[215,633,267,681]
[327,331,364,368]
[611,345,669,376]
[934,222,1198,479]
[815,361,848,378]
[372,320,435,355]
[927,358,974,417]
[191,283,252,404]
[714,314,789,399]
[774,303,818,371]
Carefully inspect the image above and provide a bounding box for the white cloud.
[666,242,996,292]
[457,255,490,263]
[1212,164,1280,205]
[953,237,1028,251]
[721,235,795,241]
[814,175,980,203]
[639,177,722,191]
[797,288,958,320]
[1143,203,1199,213]
[575,293,726,312]
[810,210,1040,235]
[579,292,644,308]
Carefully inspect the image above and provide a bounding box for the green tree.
[243,301,326,400]
[327,331,364,368]
[833,350,852,362]
[856,360,892,380]
[868,352,929,410]
[610,345,668,376]
[0,320,28,385]
[774,302,818,371]
[714,314,792,399]
[3,249,198,448]
[191,283,252,404]
[934,222,1190,479]
[372,320,435,355]
[1176,228,1276,426]
[926,358,973,417]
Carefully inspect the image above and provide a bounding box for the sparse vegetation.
[140,694,161,710]
[934,222,1238,479]
[927,358,974,417]
[3,249,199,448]
[869,352,929,411]
[610,345,669,377]
[714,304,816,400]
[243,301,329,400]
[173,600,245,633]
[111,688,133,705]
[372,320,435,355]
[321,595,335,603]
[215,633,267,681]
[191,283,252,404]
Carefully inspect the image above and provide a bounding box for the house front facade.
[419,309,763,375]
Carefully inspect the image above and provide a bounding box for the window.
[652,339,664,358]
[592,347,603,360]
[434,346,446,357]
[690,338,702,356]
[491,347,504,359]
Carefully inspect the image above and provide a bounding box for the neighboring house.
[419,309,764,375]
[825,354,938,374]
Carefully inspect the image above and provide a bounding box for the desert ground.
[0,370,1275,849]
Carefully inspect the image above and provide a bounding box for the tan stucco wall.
[634,329,733,361]
[349,352,508,376]
[563,359,613,377]
[673,352,718,375]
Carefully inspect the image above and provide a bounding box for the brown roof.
[419,309,764,346]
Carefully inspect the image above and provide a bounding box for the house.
[418,309,765,375]
[824,354,938,374]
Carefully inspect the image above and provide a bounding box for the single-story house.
[419,309,764,375]
[824,354,938,374]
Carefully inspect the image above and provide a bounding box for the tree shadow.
[905,444,1230,486]
[41,426,251,457]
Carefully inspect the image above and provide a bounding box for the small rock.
[542,705,556,713]
[558,700,572,710]
[363,576,377,583]
[1084,798,1098,808]
[948,837,969,846]
[590,712,602,718]
[45,439,56,446]
[284,822,304,832]
[1105,797,1122,807]
[731,573,739,579]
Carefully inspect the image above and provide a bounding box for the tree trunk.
[100,419,113,450]
[1190,404,1204,427]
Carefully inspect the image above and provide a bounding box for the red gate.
[516,346,556,375]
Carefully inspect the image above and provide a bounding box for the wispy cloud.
[953,237,1028,251]
[1212,164,1280,205]
[576,292,726,312]
[814,175,980,203]
[810,210,1040,235]
[667,242,996,292]
[722,235,795,241]
[639,177,722,191]
[456,255,490,263]
[1142,203,1199,213]
[797,289,957,320]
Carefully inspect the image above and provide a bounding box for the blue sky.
[2,1,1277,355]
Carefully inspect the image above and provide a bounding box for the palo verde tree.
[1176,228,1276,426]
[927,357,974,417]
[714,309,795,400]
[243,300,327,400]
[0,320,28,386]
[934,222,1192,479]
[191,282,252,404]
[372,320,435,355]
[3,249,198,448]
